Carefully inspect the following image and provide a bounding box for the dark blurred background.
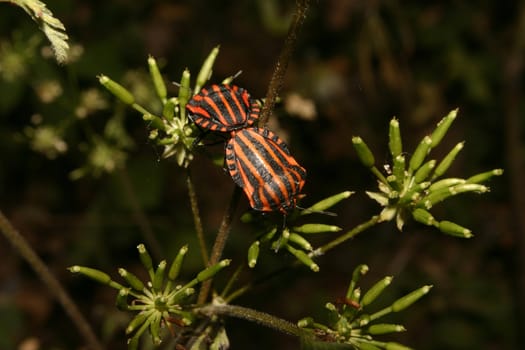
[0,1,520,349]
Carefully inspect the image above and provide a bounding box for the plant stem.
[0,210,103,350]
[197,186,241,304]
[315,215,380,255]
[197,303,309,339]
[118,168,162,261]
[258,0,310,126]
[186,170,209,266]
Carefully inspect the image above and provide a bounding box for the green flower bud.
[240,212,255,223]
[412,208,437,227]
[361,276,393,307]
[197,259,231,282]
[391,285,432,312]
[118,268,145,291]
[430,108,458,148]
[163,97,176,122]
[292,223,342,234]
[352,136,375,168]
[414,159,436,183]
[389,118,403,158]
[142,113,166,131]
[137,244,154,278]
[392,155,406,188]
[127,334,139,350]
[168,245,188,281]
[115,288,130,310]
[432,142,464,180]
[288,233,313,251]
[195,46,219,93]
[286,245,319,272]
[325,302,337,312]
[126,310,149,335]
[347,264,369,299]
[427,178,465,192]
[149,313,162,345]
[367,323,406,335]
[98,75,134,105]
[423,183,488,208]
[128,319,150,350]
[149,129,158,140]
[148,55,167,101]
[409,136,432,172]
[439,221,473,238]
[152,260,167,291]
[297,317,314,328]
[300,191,353,214]
[385,342,413,350]
[247,241,260,268]
[178,69,191,123]
[68,265,112,285]
[466,168,504,184]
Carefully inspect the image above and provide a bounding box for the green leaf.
[11,0,70,63]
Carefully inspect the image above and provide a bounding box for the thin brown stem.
[197,186,242,304]
[258,0,310,126]
[0,210,103,350]
[117,168,162,261]
[186,170,209,266]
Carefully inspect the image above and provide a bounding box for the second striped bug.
[225,127,306,214]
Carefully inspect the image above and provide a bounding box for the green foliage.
[2,0,69,63]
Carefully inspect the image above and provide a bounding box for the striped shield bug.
[225,127,306,214]
[186,84,260,132]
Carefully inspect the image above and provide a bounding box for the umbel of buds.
[98,47,222,168]
[352,109,503,236]
[69,244,230,349]
[298,264,431,349]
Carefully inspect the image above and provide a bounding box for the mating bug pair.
[186,84,306,214]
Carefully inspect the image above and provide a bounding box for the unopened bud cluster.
[98,47,222,167]
[69,244,230,349]
[298,265,431,349]
[352,109,503,236]
[242,191,353,271]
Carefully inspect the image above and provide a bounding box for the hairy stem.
[186,170,209,266]
[197,303,309,339]
[118,168,162,261]
[197,186,241,304]
[258,0,310,126]
[0,210,103,350]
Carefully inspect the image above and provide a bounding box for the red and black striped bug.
[186,84,260,132]
[225,127,306,214]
